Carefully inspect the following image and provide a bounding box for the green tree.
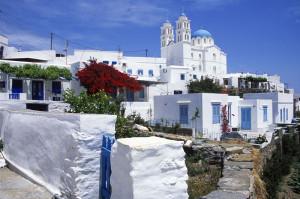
[187,78,223,93]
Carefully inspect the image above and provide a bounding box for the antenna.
[64,40,69,65]
[50,32,54,50]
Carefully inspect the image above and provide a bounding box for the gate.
[100,135,115,199]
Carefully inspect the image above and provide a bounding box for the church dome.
[192,29,212,38]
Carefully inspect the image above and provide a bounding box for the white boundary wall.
[111,137,188,199]
[0,110,116,199]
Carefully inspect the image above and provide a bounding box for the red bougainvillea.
[221,105,230,133]
[76,60,142,94]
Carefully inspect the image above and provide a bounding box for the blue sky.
[0,0,299,92]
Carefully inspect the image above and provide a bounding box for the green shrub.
[0,62,72,80]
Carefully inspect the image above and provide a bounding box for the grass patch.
[186,151,222,199]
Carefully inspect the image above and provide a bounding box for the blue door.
[241,107,251,130]
[126,90,134,102]
[100,135,115,199]
[12,79,23,93]
[179,104,189,124]
[32,80,44,100]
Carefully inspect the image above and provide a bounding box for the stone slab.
[200,190,249,199]
[218,169,251,191]
[224,161,254,170]
[0,167,51,199]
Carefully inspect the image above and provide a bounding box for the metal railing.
[9,93,20,100]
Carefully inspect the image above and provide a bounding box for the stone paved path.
[0,167,52,199]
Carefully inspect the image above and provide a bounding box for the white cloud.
[184,0,242,10]
[75,0,168,27]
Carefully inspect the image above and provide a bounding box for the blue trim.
[179,104,189,124]
[212,103,221,124]
[263,106,268,122]
[241,107,251,130]
[100,135,115,199]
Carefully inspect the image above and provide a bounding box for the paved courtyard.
[0,167,52,199]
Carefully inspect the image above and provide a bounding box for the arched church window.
[198,39,200,44]
[199,54,201,59]
[213,66,216,74]
[213,53,216,60]
[199,65,202,71]
[204,38,207,43]
[191,53,193,58]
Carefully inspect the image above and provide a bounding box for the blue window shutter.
[212,104,220,124]
[263,106,268,122]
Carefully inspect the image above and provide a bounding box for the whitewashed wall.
[0,110,116,199]
[239,99,273,133]
[111,137,188,199]
[122,101,153,121]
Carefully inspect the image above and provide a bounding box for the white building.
[224,72,286,93]
[154,93,274,140]
[0,60,71,101]
[244,93,294,124]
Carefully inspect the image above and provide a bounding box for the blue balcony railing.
[9,93,20,100]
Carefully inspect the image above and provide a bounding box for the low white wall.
[0,110,116,199]
[0,92,27,100]
[111,136,188,199]
[122,101,153,121]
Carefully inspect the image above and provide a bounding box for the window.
[148,70,154,77]
[179,104,189,124]
[138,69,143,76]
[191,53,193,58]
[180,74,185,80]
[112,61,117,65]
[193,74,197,79]
[139,88,144,98]
[0,81,5,88]
[199,53,201,59]
[103,60,109,64]
[127,69,132,75]
[212,103,221,124]
[52,81,61,94]
[213,53,216,60]
[174,90,182,95]
[228,104,232,125]
[280,109,283,122]
[263,106,268,122]
[204,38,207,43]
[0,46,4,59]
[286,109,288,121]
[213,66,216,74]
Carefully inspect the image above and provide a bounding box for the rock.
[184,140,193,148]
[220,132,244,141]
[133,124,149,133]
[225,146,244,155]
[242,148,251,154]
